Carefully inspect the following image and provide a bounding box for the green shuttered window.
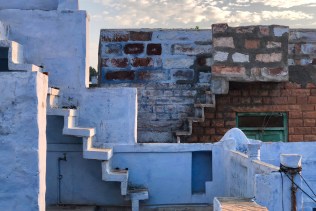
[236,112,288,142]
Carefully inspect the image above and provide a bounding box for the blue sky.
[79,0,316,69]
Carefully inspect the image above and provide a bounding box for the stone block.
[172,44,211,55]
[137,71,167,81]
[212,65,246,77]
[235,26,255,33]
[213,37,235,48]
[163,57,194,69]
[124,43,144,54]
[266,41,282,49]
[170,69,194,81]
[232,52,249,63]
[273,26,289,37]
[214,51,229,62]
[256,53,282,63]
[102,43,122,55]
[152,30,211,42]
[199,72,212,83]
[129,31,152,41]
[259,26,270,36]
[212,23,228,34]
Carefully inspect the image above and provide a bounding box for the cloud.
[252,0,316,8]
[88,0,314,28]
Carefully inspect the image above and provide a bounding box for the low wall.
[0,72,48,211]
[260,142,316,210]
[46,143,219,206]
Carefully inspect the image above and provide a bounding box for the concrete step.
[47,108,77,117]
[0,40,42,72]
[83,137,113,161]
[102,161,129,195]
[126,189,149,201]
[213,197,268,211]
[63,127,95,137]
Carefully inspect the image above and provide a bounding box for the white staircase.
[176,90,216,142]
[47,88,148,210]
[0,40,42,72]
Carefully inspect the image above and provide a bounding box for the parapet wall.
[99,26,316,143]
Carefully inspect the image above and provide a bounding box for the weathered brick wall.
[99,29,213,142]
[191,81,316,143]
[211,24,289,85]
[288,29,316,66]
[98,27,316,143]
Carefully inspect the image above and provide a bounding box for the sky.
[79,0,316,69]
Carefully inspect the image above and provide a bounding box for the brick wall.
[99,29,213,142]
[98,27,316,143]
[212,24,289,83]
[190,81,316,143]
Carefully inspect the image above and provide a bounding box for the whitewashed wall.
[0,72,48,211]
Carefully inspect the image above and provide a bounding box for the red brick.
[147,44,162,55]
[106,71,135,81]
[308,96,316,104]
[230,90,241,96]
[274,97,287,105]
[289,111,302,118]
[205,128,215,135]
[289,128,295,134]
[297,96,307,104]
[304,119,315,127]
[216,128,228,135]
[288,105,300,110]
[285,82,301,89]
[225,120,236,127]
[301,105,314,111]
[211,135,222,142]
[306,83,316,88]
[212,119,224,127]
[304,135,316,141]
[252,97,262,104]
[110,58,128,68]
[193,127,204,134]
[131,57,153,67]
[294,127,311,134]
[280,89,292,96]
[311,89,316,96]
[245,39,260,49]
[303,111,316,119]
[199,136,211,142]
[287,97,296,104]
[225,112,236,119]
[130,31,152,41]
[289,119,303,127]
[124,44,144,54]
[205,113,215,119]
[292,89,310,96]
[269,90,280,96]
[289,135,303,142]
